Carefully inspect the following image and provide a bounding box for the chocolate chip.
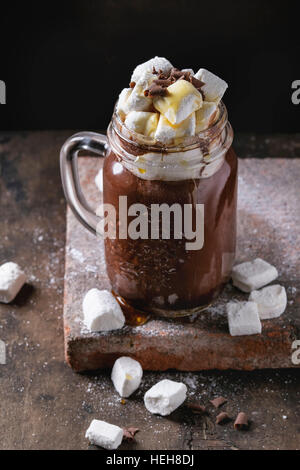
[186,402,207,414]
[216,412,231,425]
[210,396,227,408]
[153,79,172,87]
[145,84,168,97]
[123,427,140,442]
[171,69,185,80]
[234,412,249,430]
[129,81,136,89]
[190,75,205,89]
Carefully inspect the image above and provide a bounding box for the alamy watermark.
[96,196,205,251]
[291,340,300,365]
[291,80,300,105]
[0,80,6,104]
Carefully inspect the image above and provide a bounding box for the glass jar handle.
[60,131,108,236]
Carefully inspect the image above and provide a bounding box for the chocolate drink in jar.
[103,58,237,317]
[60,56,238,321]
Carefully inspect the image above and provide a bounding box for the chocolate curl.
[186,402,207,414]
[210,396,227,408]
[153,79,173,87]
[216,412,231,425]
[234,412,249,430]
[123,427,140,442]
[144,84,168,97]
[189,75,205,90]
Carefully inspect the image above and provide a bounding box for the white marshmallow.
[232,258,278,293]
[153,79,202,125]
[0,262,26,303]
[126,70,155,112]
[85,419,123,450]
[194,68,228,103]
[249,285,287,320]
[116,88,132,119]
[226,301,262,336]
[111,356,143,397]
[131,56,173,84]
[144,379,187,416]
[82,289,125,332]
[155,112,196,144]
[125,111,159,138]
[95,168,103,192]
[195,101,218,132]
[182,68,195,75]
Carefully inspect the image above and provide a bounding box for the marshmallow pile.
[227,258,287,336]
[117,56,228,144]
[85,354,188,449]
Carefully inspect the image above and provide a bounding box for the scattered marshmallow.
[232,258,278,293]
[125,111,159,138]
[111,356,143,397]
[226,301,262,336]
[116,87,132,119]
[249,285,287,320]
[195,101,218,132]
[0,262,26,303]
[82,289,125,332]
[194,68,228,103]
[126,70,154,112]
[85,419,123,450]
[144,379,187,416]
[155,112,196,143]
[131,56,173,84]
[95,168,103,192]
[153,80,202,125]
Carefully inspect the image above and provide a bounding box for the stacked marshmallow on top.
[117,56,228,144]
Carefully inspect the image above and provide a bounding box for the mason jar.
[60,101,237,318]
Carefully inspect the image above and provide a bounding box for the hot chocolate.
[60,56,238,319]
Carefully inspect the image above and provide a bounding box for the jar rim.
[112,100,228,152]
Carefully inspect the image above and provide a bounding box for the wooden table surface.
[0,131,299,450]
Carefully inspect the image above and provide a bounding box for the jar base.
[143,303,211,319]
[113,291,211,323]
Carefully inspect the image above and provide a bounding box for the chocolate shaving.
[123,427,140,442]
[234,412,249,430]
[129,81,136,89]
[144,66,206,99]
[210,396,227,408]
[190,75,205,89]
[145,84,168,97]
[153,79,173,87]
[216,412,231,425]
[186,402,207,414]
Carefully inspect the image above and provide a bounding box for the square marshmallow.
[226,301,262,336]
[232,258,278,293]
[144,379,187,416]
[131,56,173,84]
[111,356,143,398]
[85,419,123,450]
[155,112,196,143]
[194,68,228,103]
[0,262,26,303]
[153,80,202,125]
[249,284,287,320]
[82,289,125,332]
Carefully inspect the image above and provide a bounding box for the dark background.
[0,0,299,132]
